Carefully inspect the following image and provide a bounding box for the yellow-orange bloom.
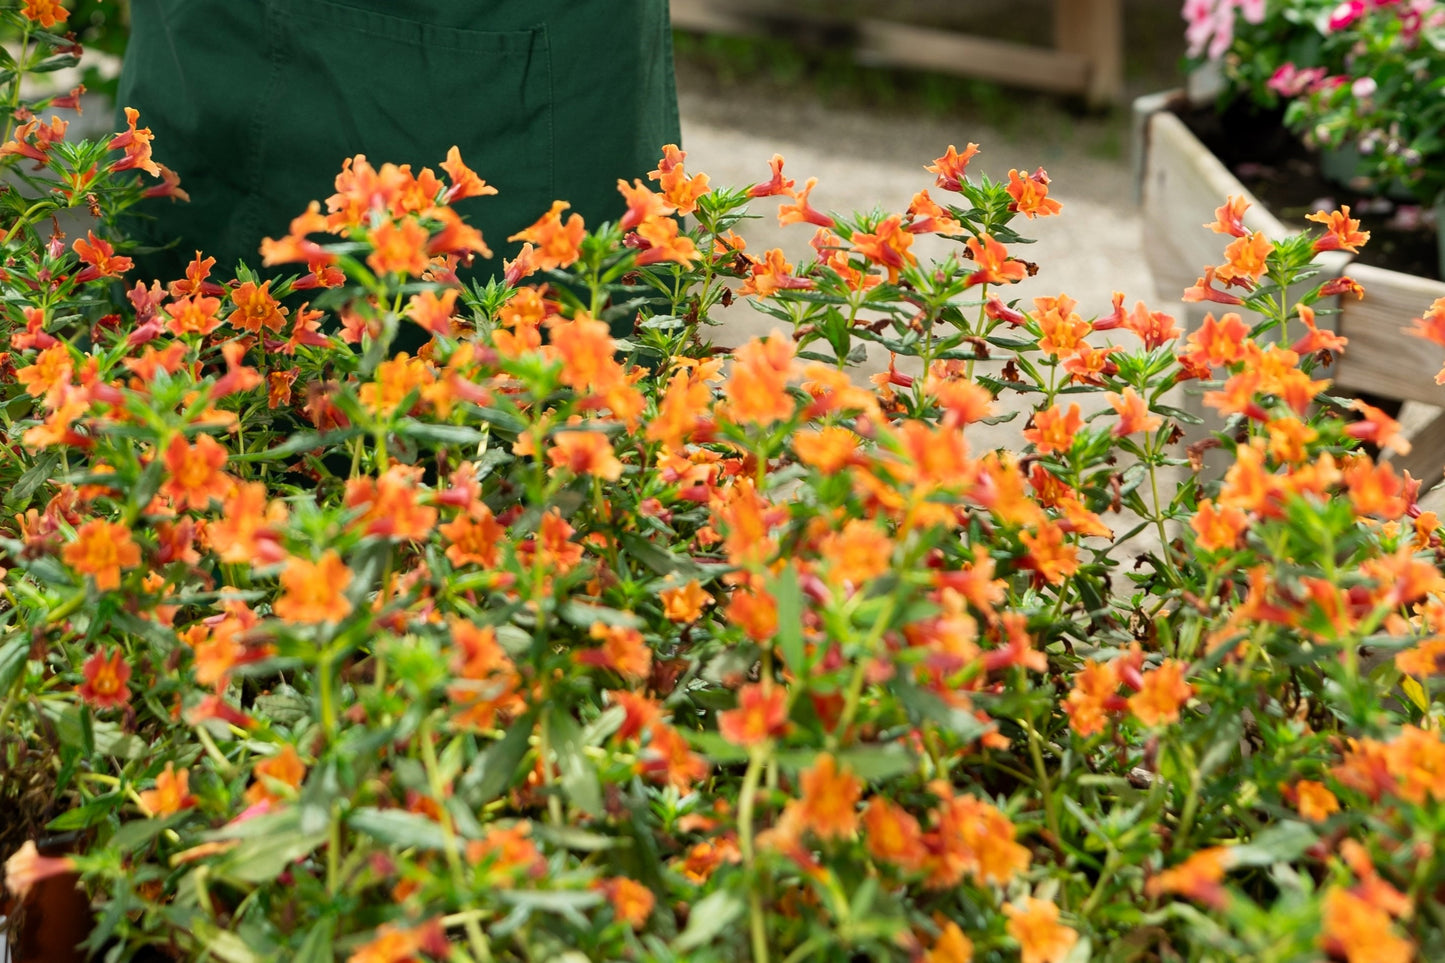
[508,200,585,271]
[660,579,713,622]
[861,796,928,873]
[1004,897,1078,963]
[1320,886,1413,963]
[717,683,789,747]
[160,432,233,511]
[3,841,76,900]
[546,430,623,481]
[1023,402,1082,454]
[924,922,975,963]
[1145,847,1231,909]
[63,518,141,591]
[1005,167,1062,218]
[1107,387,1163,438]
[1293,780,1340,822]
[1127,660,1194,727]
[818,519,893,586]
[21,0,68,27]
[797,753,863,841]
[273,551,354,624]
[138,762,197,817]
[78,647,131,710]
[599,876,655,929]
[244,744,307,805]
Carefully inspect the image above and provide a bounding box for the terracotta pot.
[4,834,92,963]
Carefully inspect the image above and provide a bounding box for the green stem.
[1026,716,1063,849]
[421,716,494,962]
[737,748,770,963]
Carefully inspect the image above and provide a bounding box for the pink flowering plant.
[12,5,1445,963]
[1187,0,1445,203]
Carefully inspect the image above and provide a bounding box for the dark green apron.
[116,0,680,283]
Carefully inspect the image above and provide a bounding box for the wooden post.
[1055,0,1124,108]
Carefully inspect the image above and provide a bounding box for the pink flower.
[1236,0,1265,22]
[1327,0,1366,30]
[1352,76,1378,99]
[3,841,77,900]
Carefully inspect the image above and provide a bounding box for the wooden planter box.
[1132,90,1445,487]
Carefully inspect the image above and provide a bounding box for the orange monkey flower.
[228,279,288,334]
[1064,659,1123,736]
[1005,167,1062,218]
[509,200,585,271]
[1019,522,1079,586]
[78,648,132,710]
[964,234,1026,286]
[1320,886,1414,963]
[1307,206,1370,253]
[244,744,307,805]
[109,107,161,177]
[160,432,233,511]
[440,145,497,203]
[1107,387,1163,438]
[439,505,504,570]
[1127,660,1194,727]
[138,762,197,817]
[724,331,797,426]
[547,430,624,481]
[777,177,835,228]
[3,841,76,900]
[851,215,917,283]
[1293,780,1340,822]
[739,247,812,298]
[926,143,980,192]
[640,720,710,792]
[1215,231,1273,286]
[579,623,652,681]
[16,343,73,402]
[164,294,223,337]
[633,215,700,267]
[273,551,354,624]
[923,922,975,963]
[63,518,141,591]
[598,876,655,930]
[861,797,928,873]
[1004,897,1078,963]
[717,684,789,747]
[797,753,863,841]
[818,519,894,586]
[1190,498,1249,553]
[1023,402,1083,454]
[1205,195,1249,237]
[21,0,67,27]
[617,177,676,231]
[748,154,796,198]
[1145,847,1231,909]
[660,580,713,622]
[72,232,133,284]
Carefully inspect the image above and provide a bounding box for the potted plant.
[1136,0,1445,483]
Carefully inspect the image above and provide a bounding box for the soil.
[1172,98,1442,281]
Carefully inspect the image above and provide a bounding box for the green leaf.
[0,634,29,693]
[3,450,61,509]
[771,566,808,677]
[293,917,335,963]
[220,825,329,883]
[460,711,535,806]
[531,824,621,852]
[394,420,489,446]
[496,889,604,928]
[348,808,454,851]
[1229,823,1316,867]
[673,889,746,953]
[549,708,602,817]
[558,601,641,630]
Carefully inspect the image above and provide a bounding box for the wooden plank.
[1055,0,1124,107]
[1334,263,1445,407]
[668,0,1098,99]
[1391,408,1445,489]
[856,20,1089,94]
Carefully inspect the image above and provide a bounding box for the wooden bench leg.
[1055,0,1124,107]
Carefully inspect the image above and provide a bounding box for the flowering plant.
[10,4,1445,963]
[1185,0,1445,203]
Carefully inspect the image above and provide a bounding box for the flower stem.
[737,748,770,963]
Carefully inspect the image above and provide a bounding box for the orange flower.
[1205,195,1249,237]
[617,177,677,231]
[1320,886,1414,963]
[2,841,76,900]
[747,154,796,198]
[1022,402,1082,455]
[273,551,354,624]
[1293,780,1340,822]
[77,647,132,710]
[1307,206,1370,253]
[509,200,585,271]
[776,177,835,229]
[244,744,307,805]
[739,247,812,298]
[724,331,797,426]
[547,430,623,481]
[1121,300,1180,349]
[108,107,161,177]
[344,465,438,541]
[358,353,435,415]
[726,586,779,642]
[818,519,894,586]
[515,507,586,576]
[793,425,861,473]
[1215,231,1273,286]
[1107,387,1162,438]
[209,481,288,565]
[367,217,431,278]
[347,922,429,963]
[923,922,974,963]
[964,234,1026,286]
[717,683,789,747]
[599,876,655,929]
[466,822,547,881]
[660,580,712,622]
[1004,897,1078,963]
[1005,168,1062,218]
[1384,724,1445,805]
[165,294,223,336]
[138,762,197,817]
[861,796,927,873]
[1189,498,1248,553]
[851,215,916,283]
[16,343,73,402]
[63,518,141,591]
[926,143,980,192]
[1145,847,1231,909]
[797,753,863,841]
[647,144,710,216]
[1064,659,1122,736]
[72,231,133,284]
[1345,398,1411,455]
[448,620,524,729]
[1128,660,1193,727]
[160,433,233,511]
[21,0,68,27]
[633,215,700,267]
[1019,522,1079,585]
[640,720,710,792]
[580,623,653,681]
[439,504,504,569]
[440,145,497,203]
[228,279,288,334]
